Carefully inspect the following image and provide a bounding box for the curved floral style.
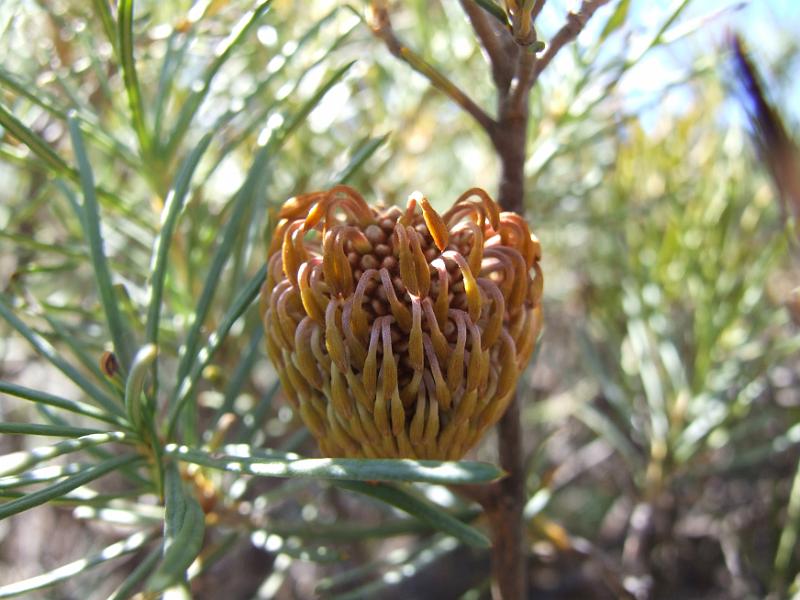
[260,185,543,459]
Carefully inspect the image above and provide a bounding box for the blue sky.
[611,0,799,129]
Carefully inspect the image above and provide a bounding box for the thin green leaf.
[146,133,213,347]
[73,503,165,526]
[218,5,344,128]
[0,423,106,437]
[162,462,187,536]
[38,312,121,397]
[323,536,459,599]
[0,453,141,520]
[168,266,266,435]
[315,538,438,594]
[473,0,508,25]
[0,380,121,425]
[168,61,356,433]
[660,2,748,46]
[336,481,490,548]
[0,490,136,506]
[152,28,184,142]
[0,69,136,167]
[164,445,503,485]
[775,454,800,589]
[253,536,343,564]
[162,0,274,158]
[187,532,239,580]
[117,0,150,155]
[626,0,692,66]
[0,231,81,259]
[0,530,153,598]
[90,0,118,56]
[9,262,80,277]
[332,133,391,185]
[68,115,133,371]
[212,327,264,423]
[54,169,154,235]
[0,432,129,478]
[522,487,552,520]
[0,297,125,418]
[202,10,357,183]
[147,463,206,592]
[235,378,280,443]
[28,399,147,490]
[0,464,86,491]
[265,508,481,541]
[575,403,642,470]
[599,0,630,41]
[125,344,158,432]
[108,541,164,600]
[0,101,70,173]
[0,68,68,120]
[626,317,668,443]
[0,488,147,506]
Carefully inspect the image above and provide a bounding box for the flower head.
[260,185,543,459]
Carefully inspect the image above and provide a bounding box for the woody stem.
[481,70,531,600]
[371,1,613,597]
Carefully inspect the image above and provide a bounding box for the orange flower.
[260,186,543,459]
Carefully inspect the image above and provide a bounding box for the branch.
[534,0,612,78]
[450,396,527,600]
[459,0,518,91]
[510,0,611,112]
[490,393,526,599]
[508,48,537,115]
[531,0,546,23]
[369,2,496,134]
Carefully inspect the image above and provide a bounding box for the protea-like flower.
[260,186,543,459]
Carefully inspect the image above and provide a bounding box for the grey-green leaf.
[0,453,140,520]
[163,445,503,485]
[599,0,630,42]
[68,115,133,371]
[147,463,206,592]
[0,432,129,478]
[337,481,491,549]
[0,530,153,598]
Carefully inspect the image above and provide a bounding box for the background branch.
[370,2,496,133]
[533,0,613,79]
[531,0,547,23]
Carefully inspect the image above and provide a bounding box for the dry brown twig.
[368,1,611,598]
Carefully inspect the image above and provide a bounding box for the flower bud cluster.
[261,186,543,459]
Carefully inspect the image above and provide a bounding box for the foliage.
[0,0,798,598]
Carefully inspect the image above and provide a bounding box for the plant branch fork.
[369,1,610,598]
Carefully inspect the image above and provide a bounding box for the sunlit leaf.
[146,463,206,592]
[0,530,154,598]
[0,423,106,437]
[164,444,503,485]
[68,116,134,371]
[0,453,141,519]
[337,481,490,548]
[117,0,150,155]
[599,0,630,41]
[167,60,357,436]
[0,432,130,478]
[0,380,121,426]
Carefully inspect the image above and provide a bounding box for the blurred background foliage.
[1,0,800,598]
